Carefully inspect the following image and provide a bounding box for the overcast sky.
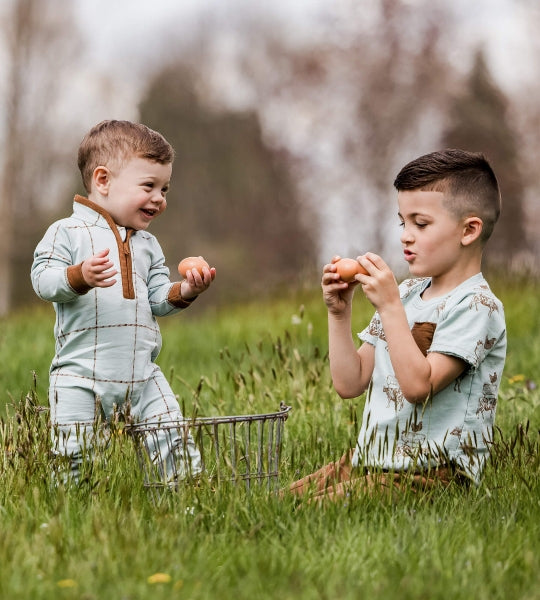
[75,0,535,93]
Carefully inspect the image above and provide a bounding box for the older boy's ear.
[462,216,483,246]
[92,166,110,194]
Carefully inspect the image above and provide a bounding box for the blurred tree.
[344,0,453,254]
[442,49,529,267]
[0,0,81,315]
[139,66,316,303]
[503,0,540,269]
[216,0,456,264]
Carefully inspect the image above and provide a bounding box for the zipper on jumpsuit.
[119,231,135,299]
[74,195,135,300]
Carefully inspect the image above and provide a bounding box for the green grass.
[1,278,539,600]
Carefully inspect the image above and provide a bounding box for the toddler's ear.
[462,216,483,246]
[92,166,110,195]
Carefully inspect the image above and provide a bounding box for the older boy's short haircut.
[393,149,501,244]
[78,120,175,193]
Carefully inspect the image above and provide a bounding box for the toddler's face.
[397,190,464,279]
[103,157,172,230]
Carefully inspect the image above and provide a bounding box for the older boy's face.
[397,190,465,279]
[103,157,172,230]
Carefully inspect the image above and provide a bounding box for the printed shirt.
[31,196,189,392]
[352,273,507,483]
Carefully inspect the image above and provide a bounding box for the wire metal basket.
[126,403,291,491]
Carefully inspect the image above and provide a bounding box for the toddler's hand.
[180,264,216,300]
[81,249,117,288]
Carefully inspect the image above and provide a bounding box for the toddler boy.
[31,120,215,482]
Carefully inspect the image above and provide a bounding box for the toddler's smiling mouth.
[140,208,157,217]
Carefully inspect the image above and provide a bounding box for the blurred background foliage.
[1,0,539,315]
[139,66,315,305]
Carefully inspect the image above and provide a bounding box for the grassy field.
[1,277,539,600]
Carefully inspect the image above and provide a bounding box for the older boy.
[31,120,215,482]
[290,149,506,499]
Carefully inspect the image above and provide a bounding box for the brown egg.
[335,258,368,282]
[178,256,210,277]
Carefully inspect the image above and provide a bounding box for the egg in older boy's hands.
[178,256,210,277]
[335,258,368,282]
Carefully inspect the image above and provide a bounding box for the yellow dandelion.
[508,374,526,384]
[147,573,172,584]
[57,579,77,588]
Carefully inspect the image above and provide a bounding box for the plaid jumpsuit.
[31,195,201,481]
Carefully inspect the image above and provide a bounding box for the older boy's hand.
[322,256,361,314]
[356,252,400,311]
[81,249,118,288]
[180,264,216,301]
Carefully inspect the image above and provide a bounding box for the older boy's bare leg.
[309,472,400,502]
[309,467,456,502]
[288,450,354,496]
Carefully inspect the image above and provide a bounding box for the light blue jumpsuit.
[31,195,201,481]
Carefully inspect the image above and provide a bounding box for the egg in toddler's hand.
[335,258,368,282]
[178,256,210,277]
